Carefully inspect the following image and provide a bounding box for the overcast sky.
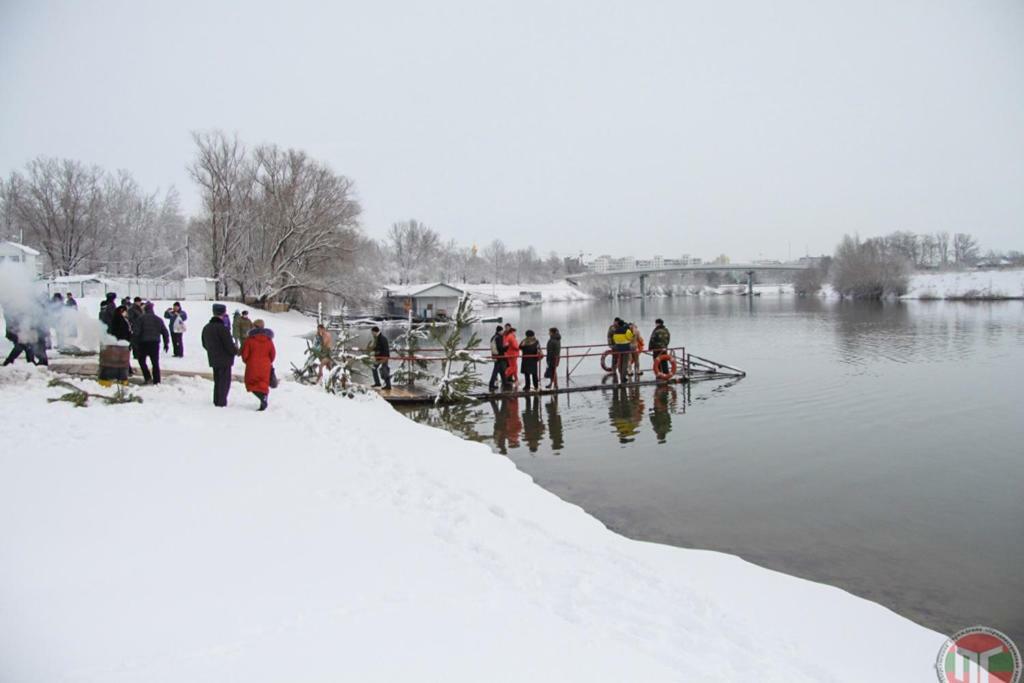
[1,0,1021,261]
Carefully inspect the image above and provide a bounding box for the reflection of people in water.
[608,386,644,443]
[521,395,545,452]
[545,395,564,451]
[649,385,677,443]
[489,397,522,452]
[488,400,507,454]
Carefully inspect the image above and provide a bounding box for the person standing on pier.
[488,325,507,392]
[519,330,541,392]
[504,325,520,390]
[630,322,644,381]
[544,327,561,390]
[370,326,392,390]
[649,318,671,376]
[609,318,634,384]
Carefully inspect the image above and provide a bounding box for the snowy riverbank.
[0,301,948,681]
[594,269,1024,300]
[899,268,1024,299]
[463,281,591,304]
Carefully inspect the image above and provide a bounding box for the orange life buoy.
[653,352,677,380]
[600,349,616,373]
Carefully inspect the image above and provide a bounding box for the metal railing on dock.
[372,339,744,403]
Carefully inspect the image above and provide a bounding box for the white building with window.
[0,241,41,275]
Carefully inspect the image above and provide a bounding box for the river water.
[395,296,1024,643]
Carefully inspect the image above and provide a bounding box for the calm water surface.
[397,297,1024,642]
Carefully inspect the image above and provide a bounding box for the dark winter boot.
[255,392,268,411]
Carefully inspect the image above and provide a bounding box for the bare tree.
[918,233,937,267]
[188,131,253,297]
[387,219,440,284]
[238,144,362,302]
[101,171,184,276]
[482,239,508,283]
[830,234,910,298]
[511,246,538,285]
[2,158,105,275]
[953,232,979,265]
[935,231,950,267]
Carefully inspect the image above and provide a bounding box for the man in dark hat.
[98,292,118,328]
[202,303,236,407]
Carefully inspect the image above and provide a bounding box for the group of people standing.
[483,317,673,392]
[98,293,184,384]
[607,317,672,383]
[489,324,562,393]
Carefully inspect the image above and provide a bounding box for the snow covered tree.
[392,311,433,386]
[2,158,106,275]
[188,131,253,297]
[431,291,483,405]
[388,219,440,285]
[291,324,369,397]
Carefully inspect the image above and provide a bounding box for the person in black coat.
[131,302,169,384]
[487,325,507,392]
[202,303,236,406]
[2,310,36,366]
[519,330,542,392]
[544,327,562,389]
[98,292,117,327]
[369,326,391,390]
[108,305,133,341]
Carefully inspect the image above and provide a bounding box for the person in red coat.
[241,319,276,411]
[503,325,520,390]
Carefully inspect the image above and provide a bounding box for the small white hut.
[0,241,41,275]
[382,283,466,319]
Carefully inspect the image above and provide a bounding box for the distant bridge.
[567,262,811,296]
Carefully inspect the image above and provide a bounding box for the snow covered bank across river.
[0,364,945,681]
[901,268,1024,299]
[463,281,591,304]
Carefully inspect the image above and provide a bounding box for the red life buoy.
[653,353,677,380]
[600,349,616,373]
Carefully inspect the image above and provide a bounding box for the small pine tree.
[392,311,433,386]
[292,324,370,397]
[432,291,484,405]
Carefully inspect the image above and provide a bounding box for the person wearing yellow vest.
[609,319,634,383]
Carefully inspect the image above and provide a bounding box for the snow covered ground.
[900,268,1024,299]
[0,299,947,681]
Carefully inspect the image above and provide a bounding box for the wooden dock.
[374,369,743,405]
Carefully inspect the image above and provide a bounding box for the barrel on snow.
[98,343,131,381]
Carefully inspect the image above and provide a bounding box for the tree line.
[2,137,1016,305]
[0,132,583,308]
[0,158,182,277]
